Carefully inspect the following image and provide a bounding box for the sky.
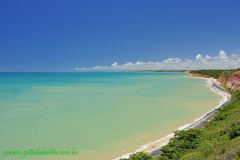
[76,50,240,71]
[0,0,240,71]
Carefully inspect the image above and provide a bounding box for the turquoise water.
[0,72,221,160]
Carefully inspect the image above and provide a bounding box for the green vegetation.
[122,70,240,160]
[190,70,238,79]
[120,152,153,160]
[158,91,240,160]
[159,129,203,159]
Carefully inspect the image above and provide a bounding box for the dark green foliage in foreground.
[159,129,203,159]
[120,152,153,160]
[228,122,240,139]
[124,70,240,160]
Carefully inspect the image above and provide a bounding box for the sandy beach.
[114,75,231,160]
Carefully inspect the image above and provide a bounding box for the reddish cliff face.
[226,71,240,90]
[218,74,227,84]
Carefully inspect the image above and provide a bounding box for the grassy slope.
[122,70,240,160]
[178,91,240,160]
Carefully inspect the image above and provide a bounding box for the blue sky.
[0,0,240,71]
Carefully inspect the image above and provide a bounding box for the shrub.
[236,147,240,158]
[214,112,228,121]
[120,152,153,160]
[159,129,202,159]
[228,122,240,139]
[199,141,214,157]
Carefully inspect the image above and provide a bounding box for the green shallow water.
[0,72,221,160]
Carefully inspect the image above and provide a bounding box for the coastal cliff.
[216,71,240,91]
[122,70,240,160]
[218,74,228,84]
[190,70,240,90]
[226,71,240,90]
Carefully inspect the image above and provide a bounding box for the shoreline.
[114,75,231,160]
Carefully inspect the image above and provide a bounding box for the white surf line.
[113,77,231,160]
[113,133,175,160]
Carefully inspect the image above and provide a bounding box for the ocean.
[0,72,221,160]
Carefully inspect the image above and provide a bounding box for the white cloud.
[75,50,240,71]
[205,55,211,59]
[219,50,228,59]
[111,62,118,67]
[196,54,203,61]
